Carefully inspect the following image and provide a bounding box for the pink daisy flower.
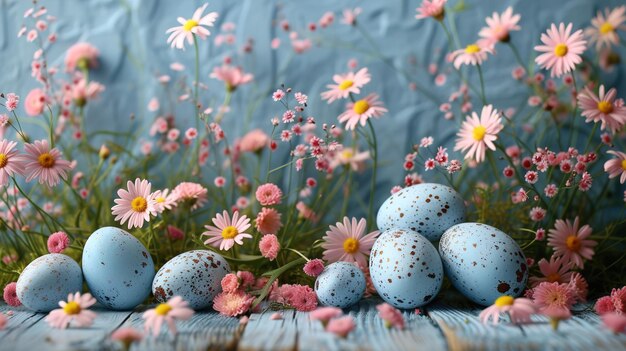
[47,231,70,253]
[578,85,626,133]
[5,93,19,112]
[585,6,626,50]
[529,256,573,287]
[547,217,596,268]
[45,292,97,329]
[259,234,280,261]
[212,291,254,317]
[143,296,194,336]
[303,259,325,277]
[604,150,626,183]
[202,210,252,251]
[532,281,576,314]
[332,148,370,171]
[478,7,521,46]
[377,303,405,330]
[415,0,446,21]
[479,296,536,325]
[210,65,253,92]
[3,282,21,307]
[166,3,218,50]
[321,217,379,267]
[255,207,282,235]
[0,139,26,187]
[602,313,626,334]
[65,42,99,71]
[239,129,269,153]
[172,182,208,210]
[110,327,143,348]
[111,178,157,229]
[152,188,177,212]
[23,140,72,187]
[454,104,503,163]
[326,315,355,338]
[321,68,371,103]
[450,43,493,69]
[534,23,586,78]
[255,183,283,206]
[337,93,387,130]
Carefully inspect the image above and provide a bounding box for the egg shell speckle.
[16,254,83,312]
[82,227,155,310]
[314,262,365,308]
[376,183,466,241]
[369,228,443,309]
[152,250,230,310]
[439,223,528,306]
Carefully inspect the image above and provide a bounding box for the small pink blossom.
[221,273,241,293]
[259,234,280,261]
[110,327,143,347]
[3,282,21,307]
[376,303,404,329]
[326,315,355,337]
[47,231,70,253]
[24,88,48,116]
[213,291,254,317]
[602,313,626,334]
[310,307,342,325]
[255,183,283,206]
[303,259,325,277]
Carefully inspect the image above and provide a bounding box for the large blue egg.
[152,250,230,310]
[439,223,528,306]
[314,262,365,308]
[82,227,155,310]
[377,183,465,241]
[369,228,443,309]
[16,254,83,312]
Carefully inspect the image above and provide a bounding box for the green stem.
[366,119,378,231]
[476,64,487,105]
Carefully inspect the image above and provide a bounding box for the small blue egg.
[152,250,230,310]
[82,227,155,310]
[377,183,466,241]
[439,223,528,306]
[16,254,83,312]
[314,262,365,308]
[370,228,443,309]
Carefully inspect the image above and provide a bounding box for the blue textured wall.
[1,0,624,206]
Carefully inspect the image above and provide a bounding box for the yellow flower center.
[155,303,172,316]
[472,125,487,141]
[600,22,614,35]
[63,301,81,315]
[343,238,359,254]
[465,44,481,54]
[339,80,354,90]
[621,159,626,171]
[183,19,199,32]
[341,150,354,159]
[155,197,166,203]
[597,101,613,114]
[38,152,55,168]
[131,197,148,212]
[494,295,514,307]
[221,226,239,239]
[0,154,7,168]
[565,235,581,252]
[353,100,370,115]
[554,44,568,57]
[546,273,561,283]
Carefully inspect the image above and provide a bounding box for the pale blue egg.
[82,226,155,310]
[152,250,230,310]
[376,183,466,241]
[314,262,365,308]
[439,223,528,306]
[16,254,83,312]
[369,228,443,309]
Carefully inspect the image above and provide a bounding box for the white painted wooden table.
[1,298,625,351]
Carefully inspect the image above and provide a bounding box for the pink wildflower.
[212,291,254,317]
[3,282,21,307]
[532,282,576,314]
[326,315,355,338]
[221,273,241,293]
[303,259,325,277]
[202,210,252,251]
[479,296,536,325]
[142,296,194,336]
[321,67,371,103]
[111,178,157,229]
[166,3,218,50]
[338,93,387,130]
[45,292,97,329]
[255,183,283,206]
[47,231,70,253]
[376,303,405,329]
[310,307,342,325]
[259,234,280,261]
[534,23,586,77]
[415,0,446,21]
[321,217,379,267]
[454,105,503,163]
[65,43,99,71]
[547,217,596,268]
[24,88,48,116]
[255,207,283,235]
[602,313,626,334]
[23,139,72,187]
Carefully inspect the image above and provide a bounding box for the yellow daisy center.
[155,197,166,203]
[38,152,55,168]
[554,44,568,57]
[472,125,487,141]
[0,154,8,168]
[341,150,354,159]
[339,80,354,90]
[600,22,614,35]
[353,100,370,115]
[597,101,613,114]
[546,273,561,283]
[343,238,359,254]
[565,235,581,252]
[221,226,239,239]
[184,19,199,32]
[465,44,481,54]
[155,303,172,316]
[63,301,81,315]
[621,159,626,171]
[131,197,148,212]
[494,295,514,307]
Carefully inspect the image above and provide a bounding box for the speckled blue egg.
[16,254,83,312]
[369,228,443,309]
[314,262,365,308]
[82,226,155,310]
[152,250,230,310]
[376,183,465,241]
[439,223,528,306]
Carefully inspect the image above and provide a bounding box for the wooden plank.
[0,305,44,343]
[237,309,298,351]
